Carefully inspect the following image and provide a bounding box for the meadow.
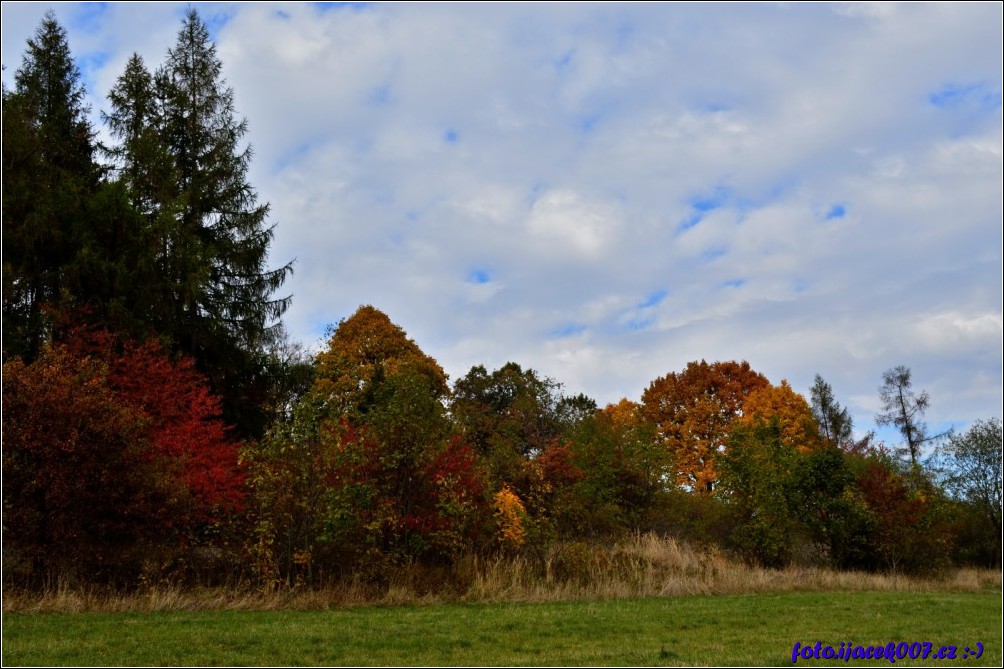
[3,591,1000,666]
[4,535,1001,666]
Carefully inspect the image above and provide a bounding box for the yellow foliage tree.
[602,397,643,429]
[493,486,527,550]
[736,380,822,453]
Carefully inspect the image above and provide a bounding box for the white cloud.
[525,189,623,259]
[912,312,1003,352]
[2,1,1000,438]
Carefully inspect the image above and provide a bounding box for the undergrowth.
[4,533,999,614]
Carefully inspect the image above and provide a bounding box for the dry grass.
[4,533,999,614]
[464,533,1001,603]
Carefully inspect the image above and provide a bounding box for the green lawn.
[3,591,1000,666]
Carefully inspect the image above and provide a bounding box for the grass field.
[3,591,1000,666]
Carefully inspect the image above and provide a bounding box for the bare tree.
[876,366,944,468]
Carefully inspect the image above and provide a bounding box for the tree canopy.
[641,360,769,494]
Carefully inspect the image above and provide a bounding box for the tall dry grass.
[464,533,1000,603]
[4,533,999,614]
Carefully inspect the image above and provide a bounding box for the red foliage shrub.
[61,327,246,521]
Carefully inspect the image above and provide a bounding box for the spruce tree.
[102,54,177,218]
[103,9,293,435]
[101,53,187,341]
[161,9,291,345]
[2,11,101,360]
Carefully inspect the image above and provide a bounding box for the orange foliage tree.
[735,380,822,453]
[641,360,768,494]
[493,486,528,550]
[312,305,448,417]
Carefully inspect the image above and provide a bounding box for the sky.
[3,1,1002,444]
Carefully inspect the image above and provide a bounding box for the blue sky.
[3,2,1001,444]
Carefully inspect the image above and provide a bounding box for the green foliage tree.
[787,443,872,569]
[719,418,878,569]
[718,420,801,567]
[558,399,671,537]
[98,53,184,337]
[102,54,174,212]
[259,322,317,422]
[158,9,292,346]
[450,362,594,496]
[942,418,1002,564]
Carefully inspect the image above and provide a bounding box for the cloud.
[2,1,1000,439]
[525,188,623,259]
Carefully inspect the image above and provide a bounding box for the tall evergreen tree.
[102,54,177,218]
[809,374,853,447]
[100,53,188,341]
[102,9,293,435]
[159,9,291,347]
[2,11,101,361]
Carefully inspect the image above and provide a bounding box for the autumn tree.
[312,305,448,417]
[854,458,948,572]
[450,362,594,495]
[241,393,329,587]
[736,380,822,453]
[315,307,486,565]
[2,346,168,584]
[61,328,246,524]
[246,306,488,584]
[641,360,769,494]
[3,320,248,586]
[809,374,854,447]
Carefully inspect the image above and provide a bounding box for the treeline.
[3,11,1000,590]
